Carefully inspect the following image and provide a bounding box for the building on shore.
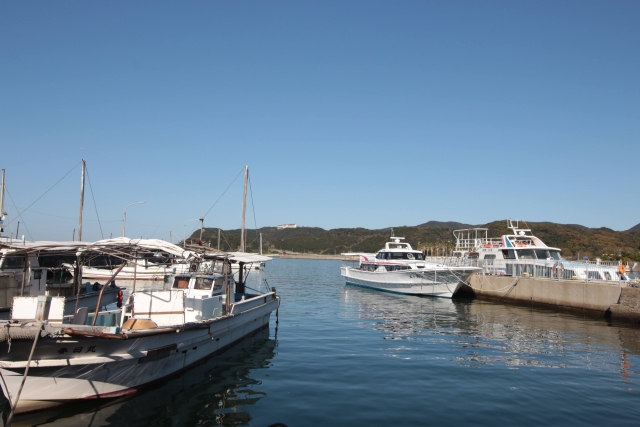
[277,224,298,230]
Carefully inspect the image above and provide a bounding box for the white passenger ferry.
[341,235,480,298]
[451,220,630,282]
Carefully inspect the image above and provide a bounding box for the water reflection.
[5,329,277,427]
[342,286,640,380]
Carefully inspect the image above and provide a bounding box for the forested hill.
[191,221,640,261]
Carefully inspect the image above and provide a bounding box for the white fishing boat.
[340,234,480,298]
[0,239,121,318]
[450,220,631,282]
[0,241,279,417]
[0,163,121,317]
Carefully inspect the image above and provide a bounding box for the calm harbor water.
[4,258,640,426]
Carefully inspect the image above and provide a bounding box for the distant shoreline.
[272,253,358,261]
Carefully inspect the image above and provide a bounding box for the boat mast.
[240,165,248,252]
[78,159,86,241]
[0,169,5,236]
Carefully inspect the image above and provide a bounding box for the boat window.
[385,265,410,271]
[194,277,214,290]
[213,277,224,292]
[0,256,25,270]
[376,252,387,260]
[484,254,496,265]
[360,263,377,272]
[548,251,561,260]
[502,250,515,260]
[587,271,602,280]
[517,250,536,259]
[172,277,190,289]
[535,250,550,260]
[413,253,425,260]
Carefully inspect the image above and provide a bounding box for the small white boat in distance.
[340,235,480,298]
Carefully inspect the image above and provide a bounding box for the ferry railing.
[427,257,628,283]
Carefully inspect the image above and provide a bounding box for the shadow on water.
[2,328,277,427]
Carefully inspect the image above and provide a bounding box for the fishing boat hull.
[0,296,278,415]
[341,266,478,298]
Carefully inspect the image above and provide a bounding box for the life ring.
[553,262,564,277]
[484,243,491,248]
[618,264,627,275]
[116,289,124,308]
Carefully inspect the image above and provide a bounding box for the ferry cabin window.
[501,250,516,260]
[535,250,550,260]
[517,250,535,259]
[484,254,496,265]
[376,252,387,260]
[1,256,25,269]
[587,271,602,280]
[548,251,561,260]
[172,277,190,289]
[194,278,214,290]
[388,252,425,260]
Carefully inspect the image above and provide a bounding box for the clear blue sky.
[1,1,638,242]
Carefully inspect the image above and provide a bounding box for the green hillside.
[190,220,640,261]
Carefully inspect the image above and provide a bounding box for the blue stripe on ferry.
[504,236,512,248]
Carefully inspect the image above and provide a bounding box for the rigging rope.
[219,229,233,251]
[5,161,81,227]
[249,174,258,230]
[201,167,244,220]
[85,165,104,239]
[5,187,34,241]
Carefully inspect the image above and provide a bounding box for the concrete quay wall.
[463,273,623,313]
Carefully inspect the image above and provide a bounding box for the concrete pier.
[460,273,640,324]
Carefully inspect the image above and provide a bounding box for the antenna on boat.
[390,228,394,238]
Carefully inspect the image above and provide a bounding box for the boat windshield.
[516,250,536,259]
[534,250,561,260]
[194,277,213,290]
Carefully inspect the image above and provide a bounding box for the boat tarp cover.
[226,252,272,263]
[0,237,198,260]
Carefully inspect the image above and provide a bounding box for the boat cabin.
[453,221,562,262]
[375,237,425,261]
